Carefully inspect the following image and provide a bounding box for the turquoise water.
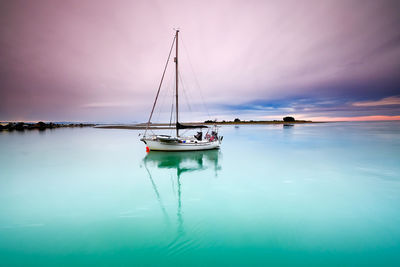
[1,122,400,266]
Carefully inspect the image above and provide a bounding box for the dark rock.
[6,123,15,131]
[15,122,25,131]
[283,116,295,122]
[36,121,47,130]
[27,124,36,130]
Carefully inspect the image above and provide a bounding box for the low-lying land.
[0,120,321,131]
[205,120,314,125]
[95,120,320,130]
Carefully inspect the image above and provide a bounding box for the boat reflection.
[142,150,221,237]
[143,149,221,176]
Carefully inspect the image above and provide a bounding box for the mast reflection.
[142,150,221,235]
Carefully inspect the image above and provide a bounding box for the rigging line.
[179,68,203,122]
[169,101,174,127]
[155,65,175,124]
[144,35,176,137]
[180,70,196,107]
[178,72,192,112]
[182,129,191,136]
[180,35,211,119]
[153,74,170,124]
[152,63,174,133]
[169,76,176,136]
[179,68,205,125]
[170,70,176,126]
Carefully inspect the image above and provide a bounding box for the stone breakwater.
[0,122,95,131]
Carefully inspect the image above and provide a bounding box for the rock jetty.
[0,122,95,131]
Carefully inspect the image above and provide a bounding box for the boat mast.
[175,30,179,137]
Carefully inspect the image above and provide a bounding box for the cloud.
[1,0,400,122]
[219,94,400,122]
[352,96,400,107]
[81,102,133,108]
[305,115,400,122]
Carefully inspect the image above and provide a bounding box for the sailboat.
[141,30,223,151]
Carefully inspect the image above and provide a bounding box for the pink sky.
[1,0,399,122]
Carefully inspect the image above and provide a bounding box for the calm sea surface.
[1,122,400,266]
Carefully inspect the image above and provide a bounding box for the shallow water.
[1,122,400,266]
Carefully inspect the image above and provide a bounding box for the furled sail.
[176,122,208,129]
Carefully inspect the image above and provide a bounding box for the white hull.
[144,139,220,151]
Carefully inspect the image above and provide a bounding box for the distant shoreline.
[95,120,322,130]
[0,120,324,131]
[3,120,395,131]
